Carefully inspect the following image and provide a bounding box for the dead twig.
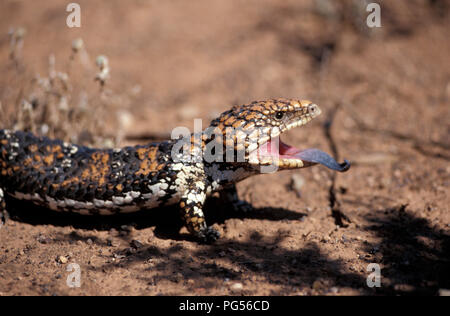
[323,103,351,227]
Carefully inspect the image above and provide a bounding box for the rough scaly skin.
[0,98,349,242]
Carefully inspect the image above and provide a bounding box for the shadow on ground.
[5,195,306,241]
[4,196,449,295]
[361,207,450,295]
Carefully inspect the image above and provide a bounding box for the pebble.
[37,234,51,244]
[131,239,144,249]
[230,283,243,292]
[113,253,126,259]
[330,287,339,294]
[57,256,68,264]
[120,225,134,232]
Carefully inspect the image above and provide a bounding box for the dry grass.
[0,30,134,148]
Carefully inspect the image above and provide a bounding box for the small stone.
[37,234,51,244]
[57,256,68,264]
[231,283,243,292]
[120,225,133,232]
[330,287,339,294]
[113,253,126,259]
[86,238,93,245]
[72,38,84,53]
[131,239,144,249]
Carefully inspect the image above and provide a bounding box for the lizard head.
[207,98,350,172]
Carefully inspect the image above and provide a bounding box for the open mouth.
[256,136,350,172]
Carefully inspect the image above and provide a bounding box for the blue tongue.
[296,149,350,172]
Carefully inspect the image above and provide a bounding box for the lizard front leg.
[219,184,253,213]
[0,187,8,229]
[179,179,220,243]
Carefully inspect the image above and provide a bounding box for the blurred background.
[0,0,448,296]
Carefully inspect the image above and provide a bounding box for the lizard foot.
[197,226,221,244]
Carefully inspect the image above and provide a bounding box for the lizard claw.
[198,226,221,244]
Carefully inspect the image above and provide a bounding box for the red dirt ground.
[0,0,449,295]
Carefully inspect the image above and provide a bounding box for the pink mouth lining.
[257,136,350,172]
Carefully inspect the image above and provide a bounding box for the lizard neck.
[170,131,257,191]
[203,161,256,193]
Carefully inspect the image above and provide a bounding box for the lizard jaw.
[254,135,350,172]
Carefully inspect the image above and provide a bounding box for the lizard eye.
[275,112,284,120]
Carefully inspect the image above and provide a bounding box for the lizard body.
[0,99,349,242]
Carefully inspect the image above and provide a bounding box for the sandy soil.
[0,0,449,295]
